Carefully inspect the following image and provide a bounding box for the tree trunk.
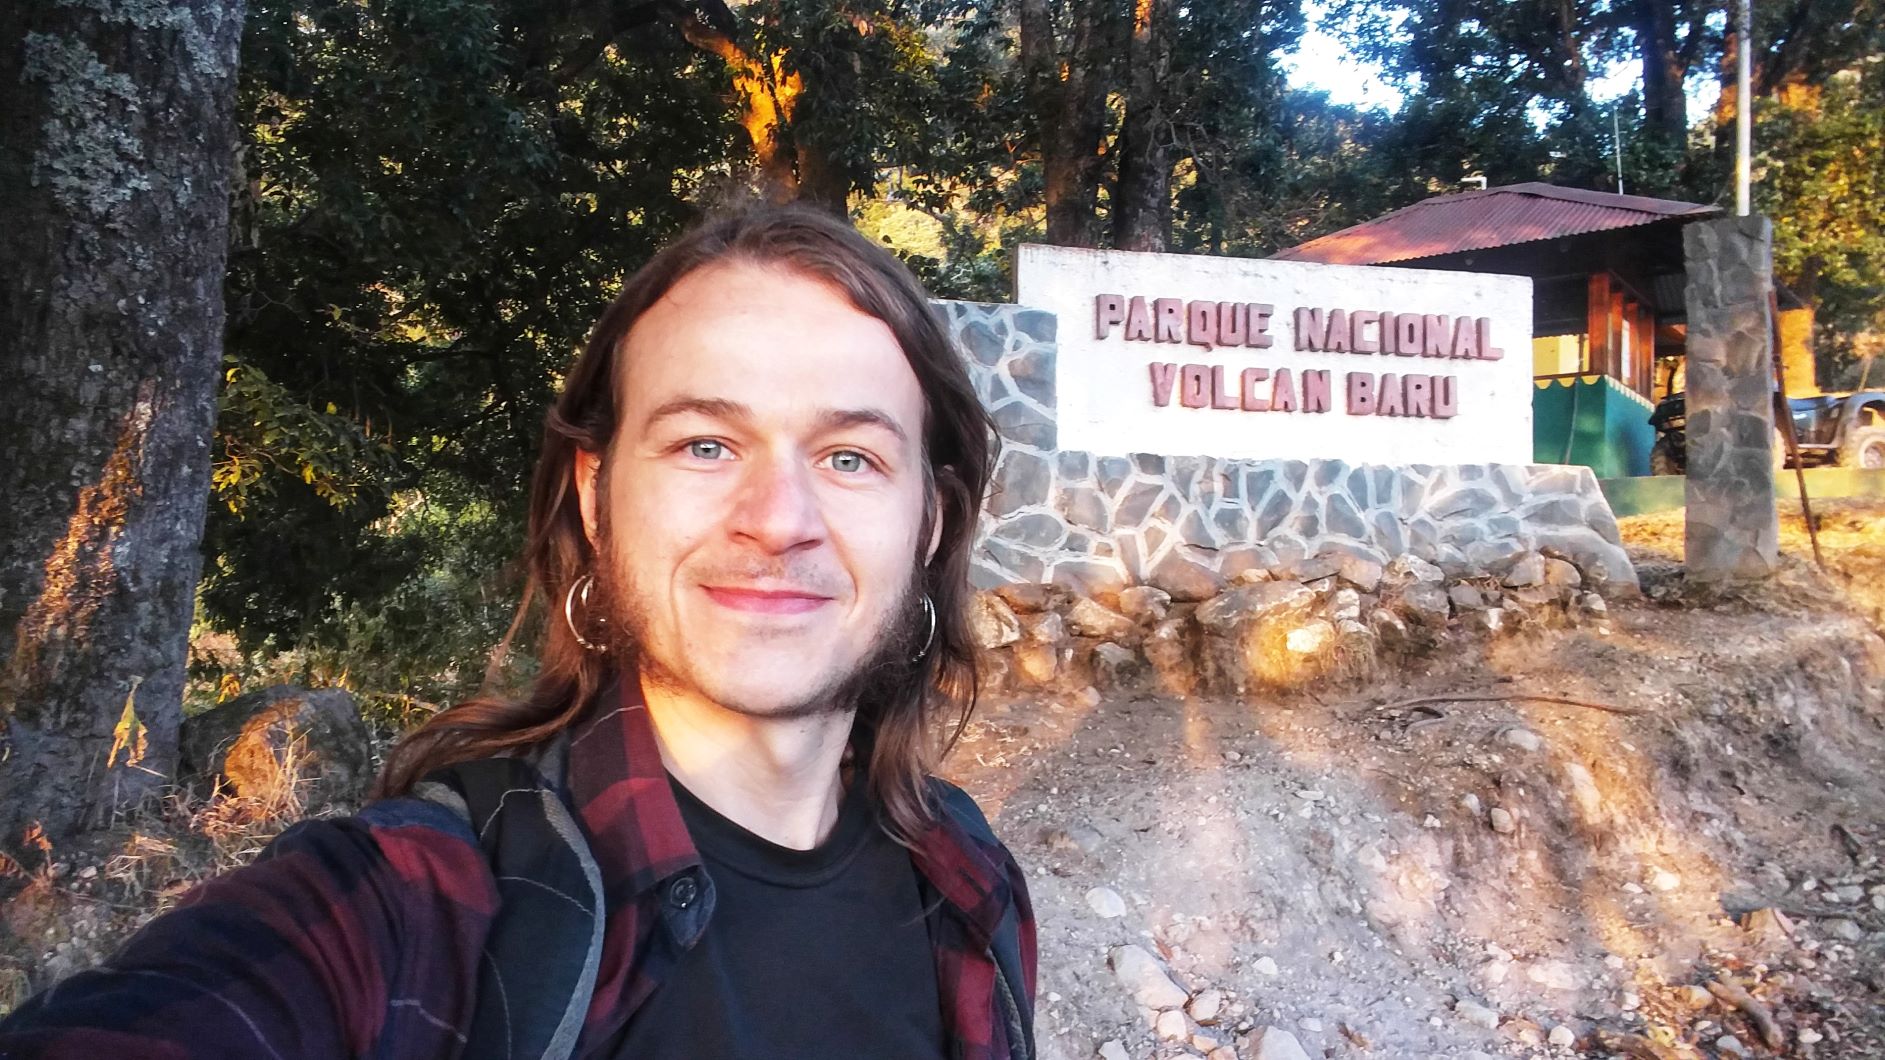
[1113,0,1173,252]
[1019,0,1113,247]
[0,0,244,854]
[1635,0,1687,144]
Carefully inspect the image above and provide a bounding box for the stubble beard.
[591,521,926,721]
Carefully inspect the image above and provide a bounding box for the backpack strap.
[413,735,605,1060]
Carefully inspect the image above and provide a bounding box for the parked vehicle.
[1649,389,1885,475]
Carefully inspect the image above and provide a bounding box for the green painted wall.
[1533,375,1657,479]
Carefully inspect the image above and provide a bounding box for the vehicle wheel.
[1839,425,1885,469]
[1650,437,1682,476]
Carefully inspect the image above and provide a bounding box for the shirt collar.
[564,671,1009,941]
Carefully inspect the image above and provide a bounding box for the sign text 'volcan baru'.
[1016,245,1534,465]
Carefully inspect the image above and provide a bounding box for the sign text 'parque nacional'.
[1015,245,1535,465]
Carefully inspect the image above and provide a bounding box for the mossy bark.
[0,0,245,853]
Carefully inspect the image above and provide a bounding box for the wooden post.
[1587,272,1614,378]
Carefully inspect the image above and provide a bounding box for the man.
[0,206,1035,1059]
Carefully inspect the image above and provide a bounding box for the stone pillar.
[1682,216,1780,581]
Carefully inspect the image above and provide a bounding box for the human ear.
[924,472,947,565]
[573,448,603,548]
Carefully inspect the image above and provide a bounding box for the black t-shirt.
[605,772,948,1059]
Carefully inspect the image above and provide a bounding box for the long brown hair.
[373,205,993,839]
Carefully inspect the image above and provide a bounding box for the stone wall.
[940,301,1639,596]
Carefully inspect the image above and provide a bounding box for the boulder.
[993,582,1056,614]
[1116,585,1172,623]
[1382,553,1444,588]
[968,592,1021,650]
[1143,617,1195,697]
[1148,552,1227,602]
[1395,583,1452,629]
[1195,582,1315,630]
[1011,641,1060,686]
[1066,598,1134,640]
[1090,642,1145,693]
[179,685,370,804]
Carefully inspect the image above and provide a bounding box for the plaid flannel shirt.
[0,678,1037,1059]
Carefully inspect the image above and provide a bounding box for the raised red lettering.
[1433,375,1458,418]
[1346,371,1376,415]
[1271,368,1297,412]
[1217,302,1247,346]
[1378,373,1404,416]
[1294,307,1326,351]
[1451,316,1479,359]
[1181,363,1210,407]
[1475,317,1503,360]
[1148,362,1178,406]
[1210,365,1239,409]
[1240,367,1270,411]
[1301,369,1332,413]
[1248,303,1274,348]
[1422,314,1449,357]
[1351,310,1380,354]
[1406,374,1433,417]
[1187,300,1217,349]
[1395,313,1423,356]
[1096,294,1126,339]
[1326,309,1351,353]
[1125,296,1154,341]
[1155,298,1185,343]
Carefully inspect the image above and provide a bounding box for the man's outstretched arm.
[0,800,495,1059]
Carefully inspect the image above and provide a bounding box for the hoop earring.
[565,574,607,653]
[912,594,936,663]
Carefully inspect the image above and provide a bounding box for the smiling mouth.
[701,586,835,615]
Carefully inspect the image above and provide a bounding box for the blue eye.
[828,450,868,473]
[688,440,727,460]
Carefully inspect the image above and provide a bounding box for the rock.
[1043,822,1106,856]
[1741,907,1795,945]
[1716,1034,1748,1057]
[1396,583,1452,629]
[1382,552,1444,587]
[178,684,370,803]
[1562,761,1603,823]
[1117,585,1172,623]
[1824,918,1865,942]
[1023,610,1066,644]
[1543,557,1582,589]
[1501,727,1542,752]
[1447,583,1486,610]
[1467,607,1506,634]
[1186,989,1224,1024]
[1091,642,1145,693]
[994,583,1055,613]
[1243,1026,1312,1060]
[1252,955,1280,976]
[1012,641,1060,686]
[1207,1046,1236,1060]
[1085,886,1127,918]
[1799,1028,1824,1044]
[1155,1009,1190,1041]
[1488,807,1516,834]
[1502,552,1547,588]
[1109,944,1189,1009]
[969,593,1022,649]
[1674,983,1716,1009]
[1230,567,1273,585]
[1067,598,1135,640]
[1580,592,1609,615]
[1454,998,1500,1030]
[1324,588,1362,623]
[1143,617,1194,695]
[1649,868,1680,892]
[1367,608,1411,648]
[1097,1041,1130,1060]
[1334,552,1385,592]
[1285,620,1336,654]
[1195,582,1315,629]
[1548,1025,1575,1048]
[1149,553,1226,602]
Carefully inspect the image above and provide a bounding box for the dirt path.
[948,506,1885,1060]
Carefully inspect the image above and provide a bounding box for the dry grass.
[1617,498,1885,631]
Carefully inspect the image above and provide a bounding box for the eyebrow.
[642,397,909,445]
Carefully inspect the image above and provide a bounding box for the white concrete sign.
[1015,244,1534,464]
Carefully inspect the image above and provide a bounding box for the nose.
[725,450,828,555]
